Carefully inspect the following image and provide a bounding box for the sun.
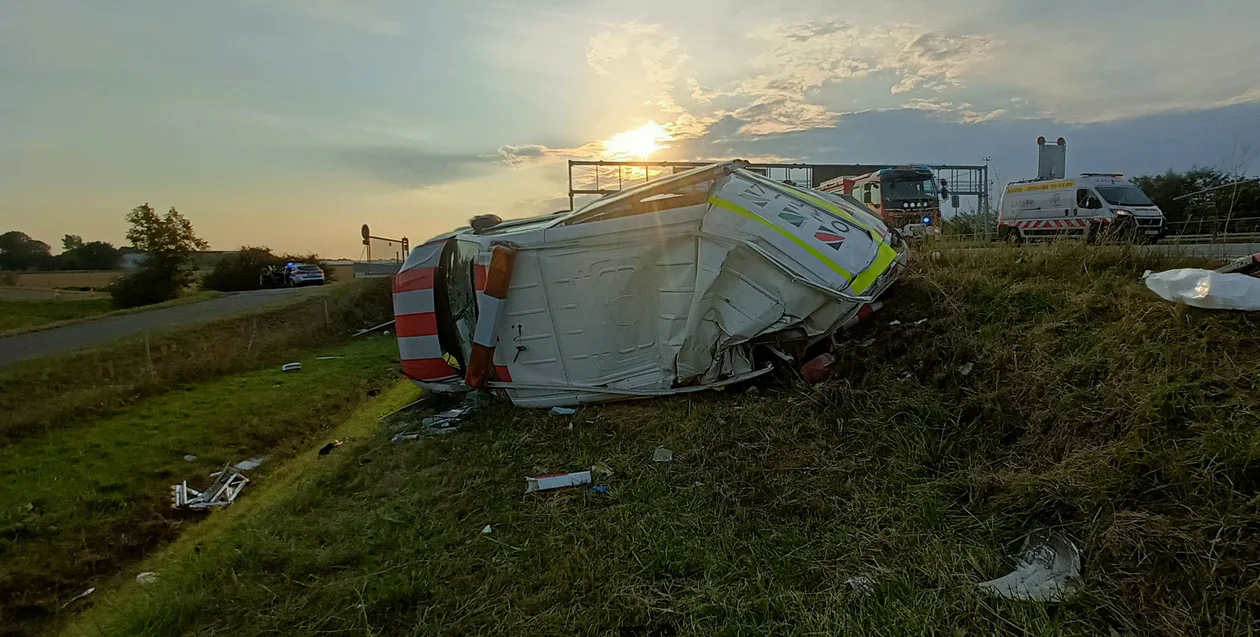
[602,121,672,159]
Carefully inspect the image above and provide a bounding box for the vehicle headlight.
[1113,209,1131,216]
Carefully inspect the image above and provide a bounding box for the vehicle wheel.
[286,278,295,288]
[999,226,1023,244]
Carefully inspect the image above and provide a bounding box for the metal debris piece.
[315,355,346,360]
[652,447,674,463]
[281,362,301,372]
[525,470,592,493]
[136,572,158,585]
[888,320,902,327]
[957,362,974,376]
[801,353,836,384]
[170,465,250,510]
[1143,268,1260,311]
[549,406,577,416]
[352,320,395,338]
[481,524,494,535]
[183,454,197,462]
[914,318,928,326]
[234,457,263,471]
[978,531,1081,601]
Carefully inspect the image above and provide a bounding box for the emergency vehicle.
[391,161,905,408]
[818,167,942,234]
[998,174,1166,242]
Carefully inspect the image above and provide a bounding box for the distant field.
[0,298,115,332]
[1,271,121,290]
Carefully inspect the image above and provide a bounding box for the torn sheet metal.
[525,470,592,493]
[170,464,250,510]
[391,161,906,407]
[978,531,1081,601]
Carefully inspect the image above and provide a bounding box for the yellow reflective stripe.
[849,241,898,295]
[709,196,854,283]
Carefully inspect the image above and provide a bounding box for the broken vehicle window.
[435,239,480,369]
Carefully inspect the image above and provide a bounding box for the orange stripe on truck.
[395,312,439,337]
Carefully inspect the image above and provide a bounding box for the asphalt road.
[1148,242,1260,258]
[0,287,323,369]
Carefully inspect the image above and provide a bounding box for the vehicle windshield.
[1096,186,1154,207]
[883,177,937,200]
[436,240,479,368]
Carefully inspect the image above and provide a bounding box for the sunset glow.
[602,121,672,159]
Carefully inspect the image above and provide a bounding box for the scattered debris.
[315,355,345,360]
[183,454,197,462]
[387,392,488,440]
[800,353,836,384]
[549,406,577,416]
[525,470,592,493]
[234,457,263,471]
[171,465,250,510]
[135,572,158,586]
[591,485,610,494]
[481,524,494,535]
[366,388,381,398]
[888,320,902,327]
[61,587,95,609]
[914,318,928,326]
[352,320,395,338]
[859,338,876,348]
[318,441,343,456]
[1143,268,1260,311]
[382,330,390,336]
[281,362,302,372]
[1216,251,1260,276]
[957,362,974,376]
[844,574,876,596]
[652,447,674,463]
[978,531,1081,602]
[592,462,615,478]
[391,433,421,442]
[567,422,574,430]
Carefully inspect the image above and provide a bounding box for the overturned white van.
[392,161,906,407]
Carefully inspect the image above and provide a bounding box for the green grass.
[0,291,224,338]
[0,280,391,446]
[0,336,401,636]
[0,298,115,333]
[63,244,1260,636]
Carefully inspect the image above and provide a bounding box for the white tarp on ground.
[1144,268,1260,311]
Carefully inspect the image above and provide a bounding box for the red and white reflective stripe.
[465,245,516,390]
[393,244,459,382]
[1013,219,1090,229]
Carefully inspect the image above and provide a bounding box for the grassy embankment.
[0,281,396,636]
[64,244,1260,636]
[0,291,223,336]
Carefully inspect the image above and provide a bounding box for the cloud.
[586,22,688,113]
[725,20,997,136]
[959,108,1007,124]
[497,144,550,166]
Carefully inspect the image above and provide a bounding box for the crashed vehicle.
[391,161,907,407]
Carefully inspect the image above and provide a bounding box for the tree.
[69,241,122,270]
[1134,167,1260,234]
[0,231,52,270]
[201,246,284,291]
[62,234,84,251]
[109,204,208,307]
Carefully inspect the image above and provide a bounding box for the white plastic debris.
[1143,268,1260,311]
[888,320,902,327]
[652,447,674,463]
[549,406,577,416]
[234,457,263,471]
[978,531,1081,602]
[957,362,974,376]
[525,470,592,493]
[844,574,876,596]
[136,572,158,585]
[481,524,493,534]
[315,355,345,360]
[61,587,95,608]
[183,454,197,462]
[914,318,928,326]
[281,362,302,372]
[171,465,250,510]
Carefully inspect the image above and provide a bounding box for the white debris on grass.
[957,362,974,376]
[524,471,592,493]
[234,457,263,471]
[549,406,576,416]
[652,447,674,463]
[978,532,1081,602]
[136,572,158,585]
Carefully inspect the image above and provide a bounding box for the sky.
[2,0,1259,257]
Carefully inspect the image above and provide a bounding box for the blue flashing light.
[922,216,932,225]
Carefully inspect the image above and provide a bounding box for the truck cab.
[998,174,1165,242]
[819,167,941,235]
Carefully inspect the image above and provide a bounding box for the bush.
[201,247,284,291]
[107,265,183,308]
